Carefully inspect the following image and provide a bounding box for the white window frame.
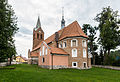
[59,42,62,48]
[42,46,44,55]
[63,41,67,48]
[45,48,47,55]
[71,39,78,47]
[40,50,41,56]
[82,40,86,47]
[72,62,77,67]
[83,48,87,58]
[72,48,77,57]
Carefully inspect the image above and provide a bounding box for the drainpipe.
[87,47,89,68]
[51,53,53,70]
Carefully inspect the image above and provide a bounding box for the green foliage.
[95,6,120,54]
[96,50,120,66]
[82,24,98,64]
[0,0,18,62]
[110,50,120,66]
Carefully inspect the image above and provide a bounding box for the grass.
[0,64,120,82]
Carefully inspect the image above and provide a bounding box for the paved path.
[92,65,120,70]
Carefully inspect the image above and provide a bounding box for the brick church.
[28,12,91,69]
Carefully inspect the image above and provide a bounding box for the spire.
[61,7,65,29]
[36,16,41,29]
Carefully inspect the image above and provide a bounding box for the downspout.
[50,52,53,70]
[87,43,89,68]
[51,54,53,69]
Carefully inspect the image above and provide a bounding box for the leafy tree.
[82,24,98,65]
[95,6,120,64]
[0,0,18,64]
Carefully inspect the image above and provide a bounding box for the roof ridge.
[75,21,81,36]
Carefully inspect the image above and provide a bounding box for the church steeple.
[35,16,41,30]
[61,7,65,29]
[33,16,44,49]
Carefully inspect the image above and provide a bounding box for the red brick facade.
[28,20,92,69]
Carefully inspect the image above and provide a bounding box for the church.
[28,12,91,69]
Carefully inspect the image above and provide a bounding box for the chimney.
[55,32,59,48]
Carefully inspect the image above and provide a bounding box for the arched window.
[63,41,67,48]
[42,57,45,63]
[37,33,39,39]
[83,49,86,58]
[40,50,41,56]
[45,48,47,55]
[41,34,42,39]
[42,46,44,55]
[59,42,62,48]
[82,40,86,47]
[72,48,77,57]
[71,39,78,47]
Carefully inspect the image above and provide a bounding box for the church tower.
[33,16,44,49]
[61,7,65,29]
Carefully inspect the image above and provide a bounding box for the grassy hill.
[0,64,120,82]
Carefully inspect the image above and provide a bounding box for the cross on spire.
[61,7,65,29]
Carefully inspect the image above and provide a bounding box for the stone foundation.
[39,65,68,69]
[39,65,91,69]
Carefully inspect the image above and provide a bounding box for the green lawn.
[0,64,120,82]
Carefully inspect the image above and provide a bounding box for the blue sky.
[9,0,120,58]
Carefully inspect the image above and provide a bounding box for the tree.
[0,0,18,64]
[82,24,98,65]
[95,6,120,64]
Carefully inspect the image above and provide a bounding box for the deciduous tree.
[95,6,120,64]
[0,0,18,64]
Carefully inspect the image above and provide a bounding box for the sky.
[8,0,120,58]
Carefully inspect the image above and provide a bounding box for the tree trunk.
[93,54,95,65]
[103,50,106,65]
[9,57,12,65]
[108,49,110,56]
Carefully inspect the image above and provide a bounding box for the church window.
[45,48,47,55]
[72,62,77,67]
[37,33,39,39]
[42,46,44,55]
[63,41,67,48]
[40,50,41,56]
[41,34,42,39]
[72,48,77,57]
[59,42,62,48]
[71,39,78,47]
[42,57,45,63]
[83,49,86,58]
[82,40,86,47]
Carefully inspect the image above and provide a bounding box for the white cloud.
[8,0,120,58]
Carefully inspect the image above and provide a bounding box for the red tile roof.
[50,46,68,55]
[32,21,88,51]
[59,21,88,40]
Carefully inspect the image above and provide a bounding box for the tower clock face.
[39,31,41,33]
